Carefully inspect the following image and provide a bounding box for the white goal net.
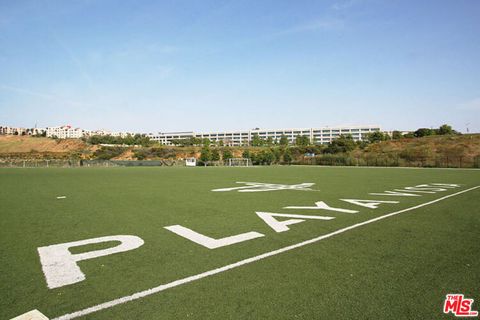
[226,158,251,167]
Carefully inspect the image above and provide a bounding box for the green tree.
[283,149,292,164]
[271,147,282,163]
[324,135,356,154]
[262,150,275,164]
[222,149,233,160]
[365,131,388,143]
[295,135,310,146]
[251,134,264,146]
[242,150,251,159]
[200,147,211,164]
[211,149,220,161]
[254,150,274,165]
[414,128,435,137]
[392,131,403,139]
[279,135,289,146]
[437,124,454,135]
[202,138,211,147]
[86,134,152,147]
[266,137,274,146]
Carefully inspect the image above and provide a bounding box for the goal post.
[226,158,251,167]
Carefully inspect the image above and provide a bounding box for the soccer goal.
[226,158,251,167]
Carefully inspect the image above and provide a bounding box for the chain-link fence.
[294,154,480,168]
[1,154,479,168]
[0,159,185,168]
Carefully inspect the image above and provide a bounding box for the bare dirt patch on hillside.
[0,136,89,154]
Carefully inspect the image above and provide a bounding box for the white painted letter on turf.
[340,199,399,209]
[256,212,335,233]
[430,183,460,188]
[164,225,264,249]
[38,235,144,289]
[369,191,420,197]
[284,201,358,213]
[211,182,316,193]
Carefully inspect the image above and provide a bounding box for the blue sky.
[0,0,479,133]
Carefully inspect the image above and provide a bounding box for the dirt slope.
[0,136,89,153]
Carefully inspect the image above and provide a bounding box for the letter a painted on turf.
[256,212,335,233]
[340,199,399,209]
[38,235,144,289]
[284,201,358,213]
[369,191,420,197]
[164,225,264,249]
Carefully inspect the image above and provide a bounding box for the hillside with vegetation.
[0,124,479,168]
[0,135,92,159]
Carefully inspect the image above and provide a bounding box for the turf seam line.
[52,185,480,320]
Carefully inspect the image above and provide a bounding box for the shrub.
[93,147,124,160]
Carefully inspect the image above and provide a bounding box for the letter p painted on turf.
[38,235,144,289]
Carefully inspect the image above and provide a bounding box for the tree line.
[84,134,153,147]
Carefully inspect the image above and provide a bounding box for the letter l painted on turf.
[256,212,335,233]
[164,225,264,249]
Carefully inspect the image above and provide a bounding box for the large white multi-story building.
[46,125,85,139]
[147,125,381,146]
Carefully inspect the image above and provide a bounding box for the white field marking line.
[297,165,480,171]
[52,185,480,320]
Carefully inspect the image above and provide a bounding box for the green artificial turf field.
[1,166,479,319]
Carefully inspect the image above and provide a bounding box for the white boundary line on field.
[52,185,480,320]
[291,165,480,171]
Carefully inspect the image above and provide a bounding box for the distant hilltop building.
[147,125,382,146]
[0,124,135,139]
[0,125,46,136]
[45,125,135,139]
[46,125,84,139]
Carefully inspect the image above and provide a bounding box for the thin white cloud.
[115,43,180,59]
[274,0,363,37]
[274,18,344,36]
[50,33,94,89]
[0,84,94,107]
[146,44,179,54]
[332,0,359,11]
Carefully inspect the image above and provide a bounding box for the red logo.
[444,294,478,317]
